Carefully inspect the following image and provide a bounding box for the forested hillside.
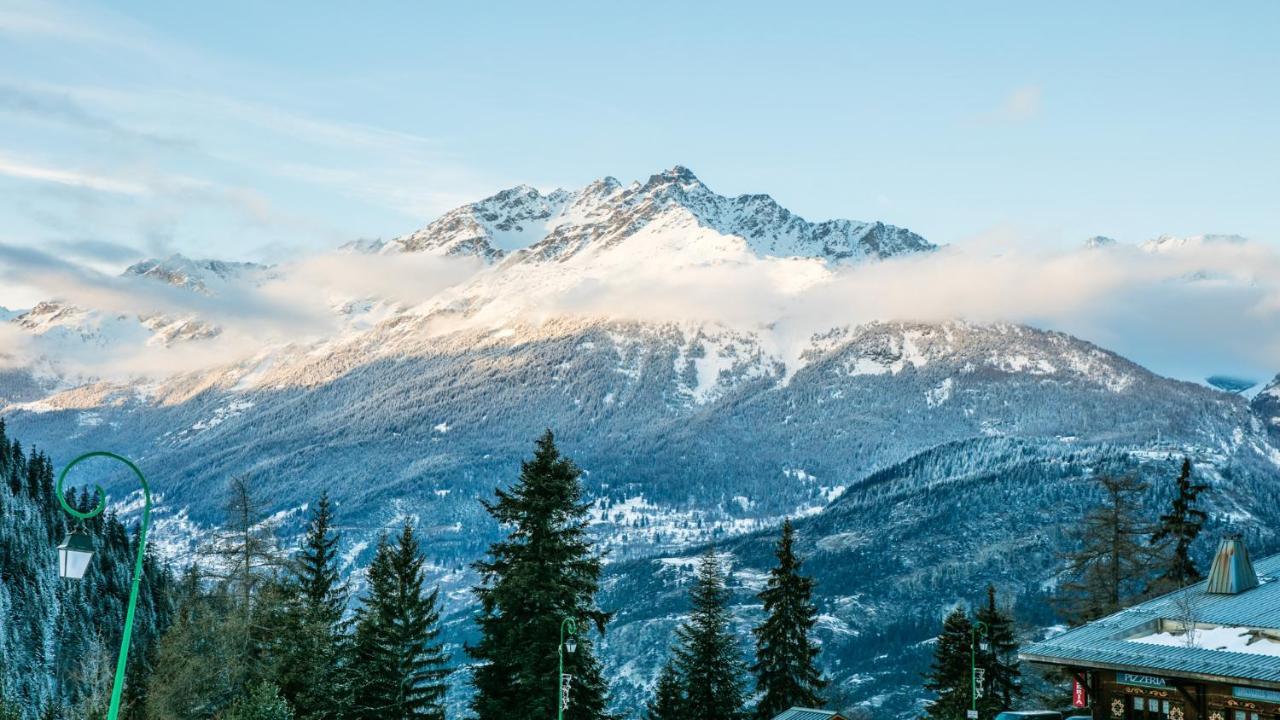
[0,420,174,718]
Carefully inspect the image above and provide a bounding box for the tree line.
[3,428,829,720]
[2,416,1211,720]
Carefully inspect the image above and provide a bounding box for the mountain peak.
[124,254,271,294]
[387,167,933,265]
[657,165,700,182]
[1142,233,1248,253]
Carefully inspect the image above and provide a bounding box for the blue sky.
[1,0,1278,307]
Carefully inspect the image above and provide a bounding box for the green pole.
[56,451,152,720]
[972,619,989,718]
[558,616,578,720]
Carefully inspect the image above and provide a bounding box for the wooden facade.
[1060,668,1280,720]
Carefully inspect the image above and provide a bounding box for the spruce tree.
[1056,474,1156,624]
[924,607,975,720]
[974,586,1020,717]
[673,549,747,720]
[469,430,611,720]
[1149,458,1208,593]
[350,522,448,720]
[646,658,685,720]
[751,519,825,719]
[274,493,349,720]
[226,682,295,720]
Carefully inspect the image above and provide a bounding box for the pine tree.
[673,549,747,720]
[350,522,448,720]
[226,682,295,720]
[974,586,1020,718]
[924,607,975,720]
[1056,474,1157,624]
[1149,458,1208,593]
[273,493,349,720]
[751,519,825,719]
[646,657,685,720]
[469,430,611,720]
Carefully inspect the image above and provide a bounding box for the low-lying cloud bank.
[0,234,1276,387]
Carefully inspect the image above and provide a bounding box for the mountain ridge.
[383,166,935,265]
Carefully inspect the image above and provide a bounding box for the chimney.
[1206,534,1260,595]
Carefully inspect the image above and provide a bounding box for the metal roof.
[1208,535,1260,595]
[772,709,845,720]
[1022,553,1280,688]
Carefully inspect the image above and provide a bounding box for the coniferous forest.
[0,419,1226,720]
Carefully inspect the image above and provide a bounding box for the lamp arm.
[57,451,152,720]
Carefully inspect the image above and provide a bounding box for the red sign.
[1073,679,1088,708]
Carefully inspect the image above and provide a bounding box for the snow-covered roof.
[772,709,846,720]
[1022,553,1280,688]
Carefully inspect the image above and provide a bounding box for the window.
[1127,696,1172,720]
[1234,711,1261,720]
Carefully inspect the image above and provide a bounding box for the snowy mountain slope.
[1251,374,1280,442]
[597,438,1280,718]
[10,254,266,344]
[13,312,1280,720]
[3,168,1279,719]
[383,166,934,265]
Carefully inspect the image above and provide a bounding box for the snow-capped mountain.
[3,168,1279,719]
[1141,233,1249,253]
[384,166,934,265]
[5,254,274,379]
[123,254,274,294]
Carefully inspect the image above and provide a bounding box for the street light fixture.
[971,619,990,720]
[55,451,152,720]
[57,526,95,580]
[558,616,579,720]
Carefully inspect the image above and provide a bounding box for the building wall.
[1087,671,1280,720]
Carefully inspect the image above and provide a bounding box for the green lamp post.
[55,451,152,720]
[558,616,579,720]
[970,619,990,720]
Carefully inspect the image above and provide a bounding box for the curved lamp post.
[558,616,579,720]
[970,619,990,719]
[55,451,151,720]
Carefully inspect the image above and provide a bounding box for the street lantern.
[558,617,579,720]
[972,619,990,717]
[57,526,95,579]
[55,451,152,720]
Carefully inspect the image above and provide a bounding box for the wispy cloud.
[990,84,1043,123]
[0,82,193,148]
[44,238,146,264]
[0,153,148,195]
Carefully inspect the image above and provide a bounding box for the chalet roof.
[1022,552,1280,688]
[772,709,846,720]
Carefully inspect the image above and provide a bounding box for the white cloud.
[2,233,1278,386]
[0,153,148,195]
[992,84,1043,122]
